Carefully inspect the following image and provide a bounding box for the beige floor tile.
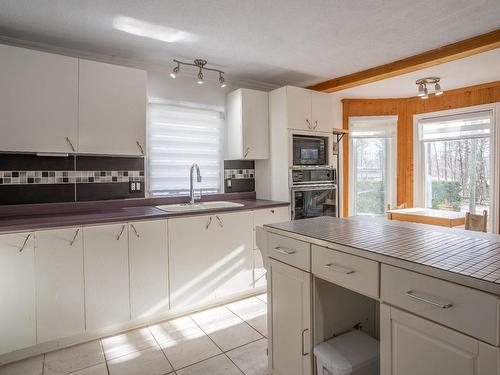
[107,346,173,375]
[150,316,221,370]
[176,354,242,375]
[69,363,108,375]
[226,297,267,337]
[226,339,268,375]
[190,306,262,352]
[0,355,43,375]
[255,294,267,303]
[101,327,158,360]
[44,341,104,375]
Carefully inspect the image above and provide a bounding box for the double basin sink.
[156,201,244,212]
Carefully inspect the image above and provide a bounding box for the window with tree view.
[417,111,493,218]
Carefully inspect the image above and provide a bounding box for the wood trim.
[309,29,500,93]
[341,80,500,224]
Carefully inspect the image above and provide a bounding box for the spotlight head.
[417,83,426,97]
[197,70,204,85]
[434,83,443,96]
[219,74,227,88]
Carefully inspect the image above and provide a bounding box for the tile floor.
[0,295,268,375]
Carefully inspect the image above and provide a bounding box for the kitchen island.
[261,216,500,375]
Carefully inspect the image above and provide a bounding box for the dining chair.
[465,210,488,232]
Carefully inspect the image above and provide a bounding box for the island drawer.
[381,264,500,345]
[312,245,379,298]
[267,233,310,271]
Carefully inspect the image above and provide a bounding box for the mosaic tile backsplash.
[224,160,255,193]
[0,153,145,205]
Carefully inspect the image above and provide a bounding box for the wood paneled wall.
[342,80,500,217]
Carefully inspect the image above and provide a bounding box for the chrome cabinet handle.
[116,225,126,240]
[206,216,213,230]
[324,263,356,275]
[19,234,31,252]
[65,137,76,152]
[313,120,318,129]
[130,224,140,238]
[301,328,309,356]
[70,229,80,246]
[136,141,144,155]
[305,119,312,129]
[216,215,224,227]
[244,147,250,158]
[273,246,296,255]
[405,290,453,309]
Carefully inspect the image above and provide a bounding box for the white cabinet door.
[225,89,269,160]
[268,259,312,375]
[78,59,147,155]
[311,91,333,133]
[0,44,78,153]
[380,304,499,375]
[129,220,169,319]
[0,233,35,355]
[169,211,253,309]
[253,207,290,288]
[83,224,130,330]
[286,86,312,131]
[35,228,85,343]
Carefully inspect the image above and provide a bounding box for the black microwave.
[292,135,328,166]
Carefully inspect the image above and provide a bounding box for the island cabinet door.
[268,258,312,375]
[380,304,499,375]
[83,224,130,331]
[0,232,35,355]
[128,220,169,319]
[35,228,85,343]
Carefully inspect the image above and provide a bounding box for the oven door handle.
[292,184,336,192]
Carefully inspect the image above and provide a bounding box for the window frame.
[146,97,225,197]
[348,115,398,216]
[413,103,500,233]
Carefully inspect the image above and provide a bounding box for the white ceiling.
[334,48,500,99]
[0,0,499,87]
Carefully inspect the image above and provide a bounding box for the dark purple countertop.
[0,192,289,233]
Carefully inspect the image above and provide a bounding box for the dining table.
[386,207,466,228]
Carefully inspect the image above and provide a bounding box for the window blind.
[419,111,492,141]
[148,102,223,196]
[350,117,397,138]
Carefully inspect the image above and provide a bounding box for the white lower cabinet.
[35,228,85,343]
[0,232,35,355]
[168,211,253,309]
[128,220,169,319]
[268,258,312,375]
[380,304,499,375]
[83,224,130,330]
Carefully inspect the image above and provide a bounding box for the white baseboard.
[0,287,266,366]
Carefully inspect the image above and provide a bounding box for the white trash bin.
[314,330,379,375]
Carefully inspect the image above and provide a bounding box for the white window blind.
[350,117,397,138]
[148,101,223,196]
[419,111,492,141]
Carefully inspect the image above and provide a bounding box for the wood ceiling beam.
[308,29,500,93]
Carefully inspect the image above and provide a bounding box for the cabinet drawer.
[268,233,310,271]
[381,264,500,345]
[312,245,379,298]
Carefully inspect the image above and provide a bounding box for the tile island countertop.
[265,216,500,295]
[0,192,289,234]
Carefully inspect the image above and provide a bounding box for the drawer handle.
[324,263,356,275]
[405,290,453,309]
[273,246,296,255]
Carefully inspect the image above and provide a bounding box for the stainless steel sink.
[156,201,244,212]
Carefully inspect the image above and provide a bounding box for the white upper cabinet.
[0,232,35,355]
[78,59,147,155]
[128,220,169,319]
[275,86,333,133]
[0,44,78,153]
[225,88,269,160]
[311,90,334,133]
[286,86,313,131]
[83,224,130,331]
[35,228,85,343]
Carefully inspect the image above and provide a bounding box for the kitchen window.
[349,116,397,216]
[148,99,224,196]
[414,107,498,232]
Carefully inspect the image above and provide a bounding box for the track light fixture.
[171,58,226,87]
[415,77,444,99]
